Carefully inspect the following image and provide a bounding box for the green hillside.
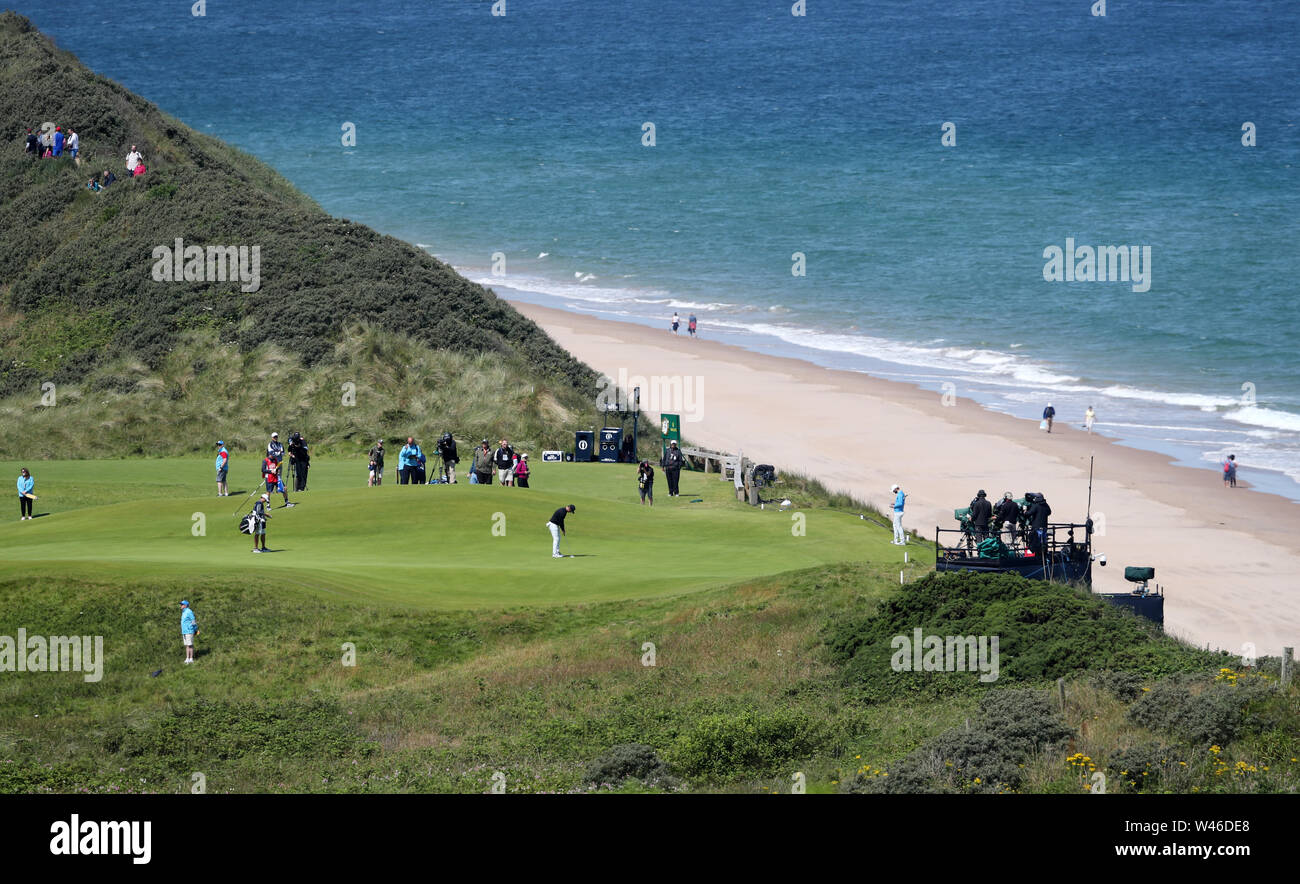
[0,10,595,455]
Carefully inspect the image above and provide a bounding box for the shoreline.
[513,299,1300,656]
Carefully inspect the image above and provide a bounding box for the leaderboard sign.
[661,413,681,463]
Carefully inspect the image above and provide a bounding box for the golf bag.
[239,513,256,534]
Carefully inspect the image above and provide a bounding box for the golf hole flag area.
[0,458,897,609]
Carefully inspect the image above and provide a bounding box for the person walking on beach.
[1042,403,1056,433]
[17,468,35,521]
[995,492,1020,548]
[1222,454,1237,488]
[180,600,199,664]
[547,504,575,558]
[638,460,655,506]
[125,144,143,175]
[671,312,680,334]
[251,493,270,552]
[890,484,907,545]
[688,314,697,337]
[514,452,531,488]
[215,440,229,497]
[969,489,992,541]
[494,439,516,486]
[472,439,494,486]
[662,440,684,497]
[1084,406,1096,434]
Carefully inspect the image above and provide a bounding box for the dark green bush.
[584,743,676,788]
[1127,678,1267,747]
[1091,670,1146,701]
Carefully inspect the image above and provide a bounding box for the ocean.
[21,0,1300,497]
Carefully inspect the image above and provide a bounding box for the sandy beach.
[515,301,1300,656]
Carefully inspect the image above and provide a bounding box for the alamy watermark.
[151,238,261,292]
[890,628,999,683]
[1042,238,1151,293]
[597,368,704,422]
[0,629,104,682]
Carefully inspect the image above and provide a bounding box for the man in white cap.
[265,432,292,506]
[252,493,271,552]
[890,484,906,545]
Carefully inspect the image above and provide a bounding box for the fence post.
[1057,678,1066,711]
[1282,647,1294,688]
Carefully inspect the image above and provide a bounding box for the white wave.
[1223,406,1300,433]
[1098,386,1240,409]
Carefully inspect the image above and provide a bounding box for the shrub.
[1127,678,1266,747]
[584,744,676,789]
[1091,670,1145,701]
[667,709,826,782]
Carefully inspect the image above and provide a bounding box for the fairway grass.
[0,458,903,608]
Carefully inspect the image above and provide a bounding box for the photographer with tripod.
[288,432,310,492]
[436,432,459,483]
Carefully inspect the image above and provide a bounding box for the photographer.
[1024,492,1052,554]
[994,492,1020,547]
[287,432,310,492]
[436,432,459,483]
[968,489,993,541]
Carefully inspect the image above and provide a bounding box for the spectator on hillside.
[24,128,39,157]
[638,460,655,506]
[215,440,229,497]
[101,170,116,187]
[994,492,1021,548]
[86,176,101,192]
[368,439,385,486]
[661,440,684,497]
[67,129,79,163]
[494,439,516,486]
[17,468,35,521]
[126,144,142,175]
[180,600,200,664]
[52,126,64,157]
[968,489,993,541]
[436,432,458,483]
[472,439,493,486]
[132,162,146,178]
[891,483,907,545]
[288,432,310,492]
[40,127,53,156]
[514,452,531,488]
[399,437,422,485]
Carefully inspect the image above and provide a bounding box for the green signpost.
[660,413,681,466]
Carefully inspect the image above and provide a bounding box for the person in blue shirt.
[17,468,35,520]
[52,126,64,157]
[180,600,199,664]
[399,437,422,485]
[890,483,907,545]
[1042,403,1056,433]
[215,441,229,497]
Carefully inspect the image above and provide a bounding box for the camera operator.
[288,431,310,492]
[436,432,459,483]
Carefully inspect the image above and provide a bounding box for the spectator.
[1042,403,1056,433]
[416,449,427,485]
[132,162,146,178]
[288,432,310,492]
[436,432,459,483]
[251,493,271,552]
[40,127,53,156]
[399,437,422,485]
[126,144,142,174]
[17,468,35,521]
[661,440,684,497]
[514,453,530,488]
[52,126,64,157]
[547,504,575,558]
[180,600,199,664]
[968,489,992,541]
[638,460,655,506]
[994,492,1020,548]
[472,439,493,486]
[86,177,101,192]
[67,129,79,164]
[368,439,385,486]
[890,483,906,545]
[215,440,229,497]
[101,170,116,187]
[494,439,516,486]
[24,128,39,157]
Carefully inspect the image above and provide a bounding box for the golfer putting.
[547,504,575,558]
